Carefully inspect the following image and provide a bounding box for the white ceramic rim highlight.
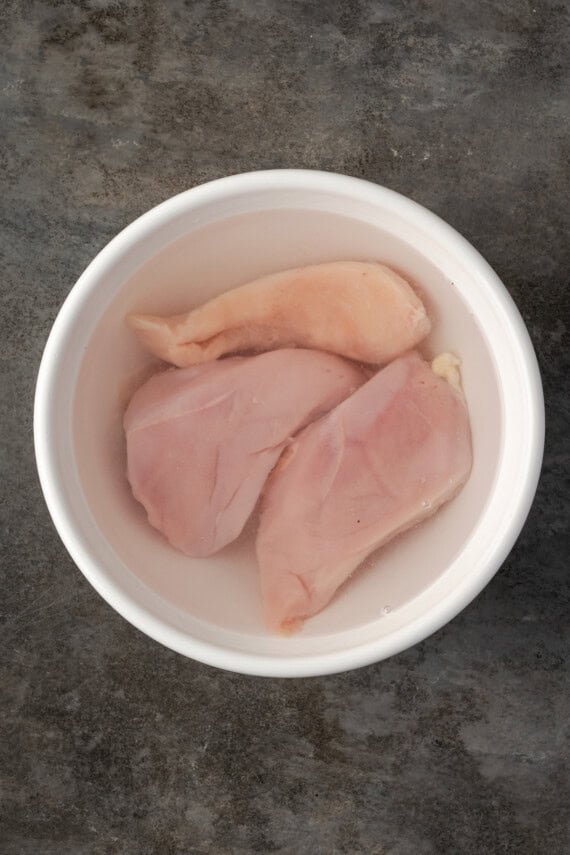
[34,169,544,677]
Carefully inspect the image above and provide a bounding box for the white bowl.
[34,170,544,677]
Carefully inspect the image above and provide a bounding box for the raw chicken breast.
[128,262,430,367]
[257,351,472,632]
[124,349,365,558]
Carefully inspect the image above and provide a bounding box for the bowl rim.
[34,168,544,677]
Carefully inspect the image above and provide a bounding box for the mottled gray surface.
[1,1,569,853]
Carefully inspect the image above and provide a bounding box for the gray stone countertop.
[1,2,568,853]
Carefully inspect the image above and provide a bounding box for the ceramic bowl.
[34,170,544,676]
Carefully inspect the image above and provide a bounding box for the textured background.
[1,2,569,853]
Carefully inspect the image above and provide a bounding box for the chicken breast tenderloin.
[128,261,430,367]
[124,349,366,558]
[257,351,472,632]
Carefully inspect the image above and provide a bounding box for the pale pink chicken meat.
[257,351,472,632]
[128,261,430,367]
[124,349,366,558]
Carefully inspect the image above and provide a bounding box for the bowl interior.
[71,197,501,658]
